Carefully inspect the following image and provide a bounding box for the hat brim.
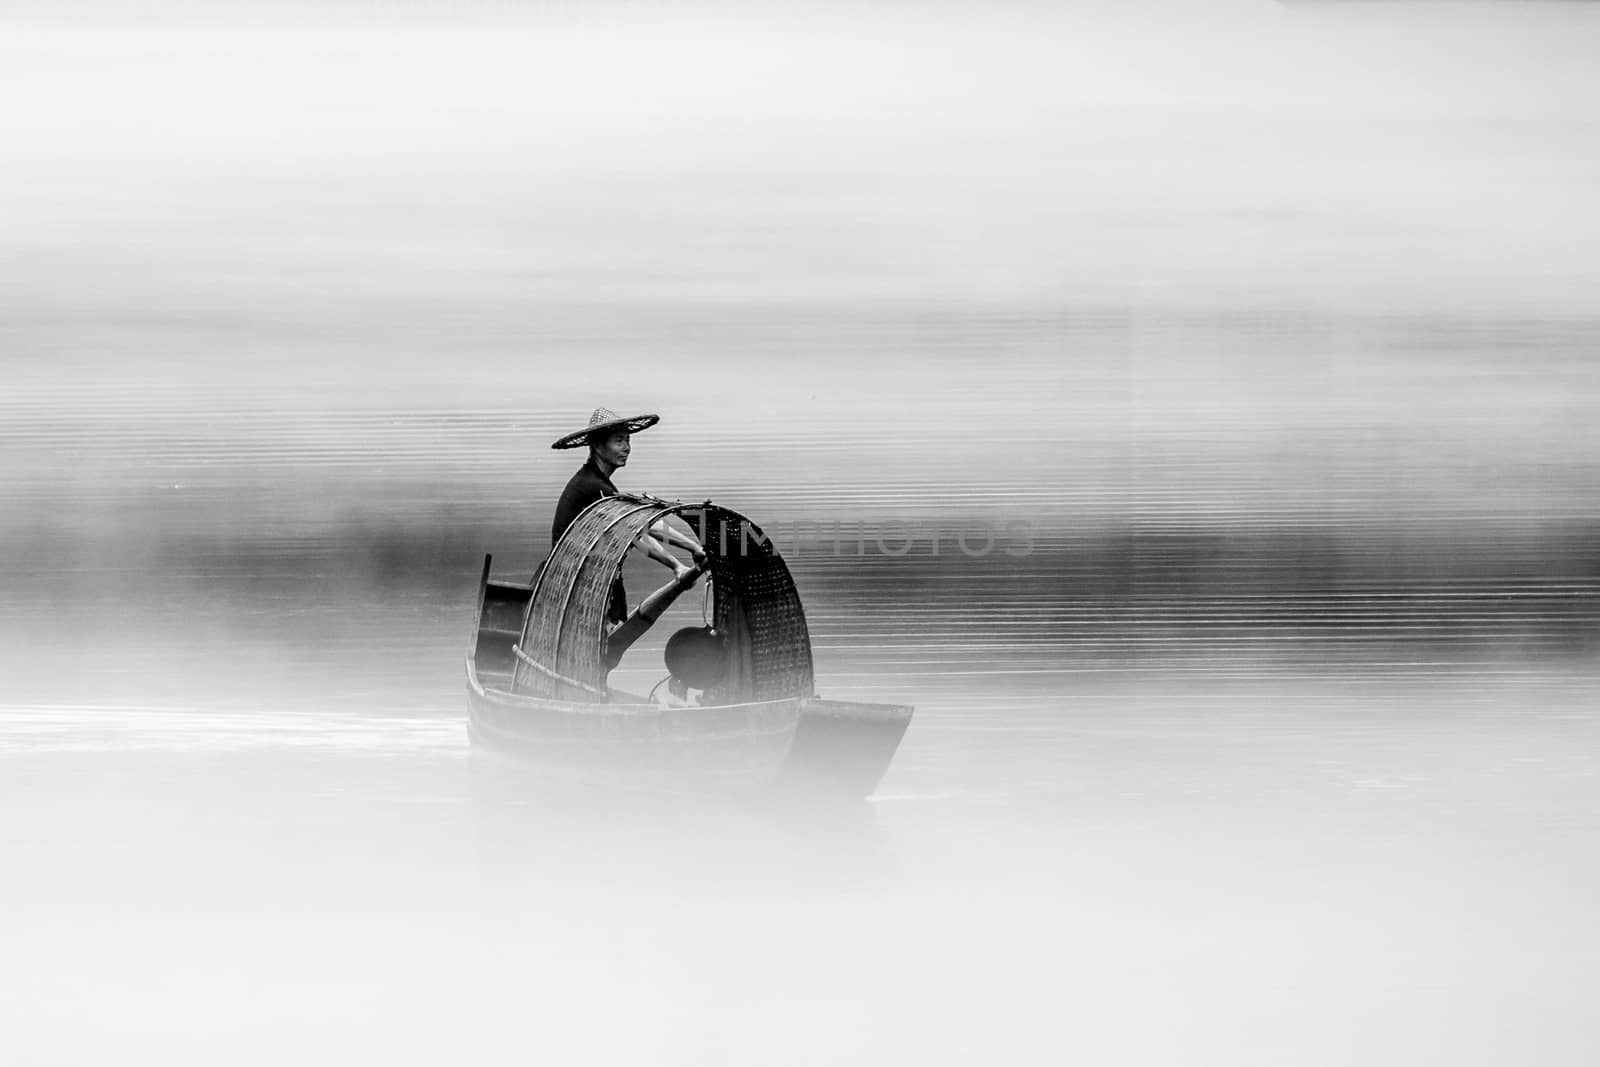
[550,413,660,450]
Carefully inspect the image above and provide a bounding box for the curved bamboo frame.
[511,494,815,703]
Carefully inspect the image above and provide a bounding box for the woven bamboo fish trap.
[510,494,815,703]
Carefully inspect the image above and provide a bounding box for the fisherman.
[551,408,647,540]
[549,406,708,653]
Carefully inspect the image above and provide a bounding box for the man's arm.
[649,516,707,563]
[633,514,707,575]
[635,530,694,578]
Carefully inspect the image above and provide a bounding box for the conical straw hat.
[550,407,661,450]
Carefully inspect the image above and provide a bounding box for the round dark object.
[665,626,728,690]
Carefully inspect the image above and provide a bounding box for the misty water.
[4,2,1600,1064]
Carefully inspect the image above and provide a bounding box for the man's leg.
[604,562,708,669]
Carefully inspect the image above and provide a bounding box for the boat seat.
[481,582,532,633]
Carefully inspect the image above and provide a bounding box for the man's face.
[592,430,631,468]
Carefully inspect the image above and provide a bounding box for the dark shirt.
[550,457,626,624]
[552,457,618,546]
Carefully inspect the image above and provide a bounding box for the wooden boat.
[465,494,913,797]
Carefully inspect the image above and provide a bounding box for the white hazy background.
[3,2,1599,1065]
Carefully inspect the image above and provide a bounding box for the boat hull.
[466,653,911,797]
